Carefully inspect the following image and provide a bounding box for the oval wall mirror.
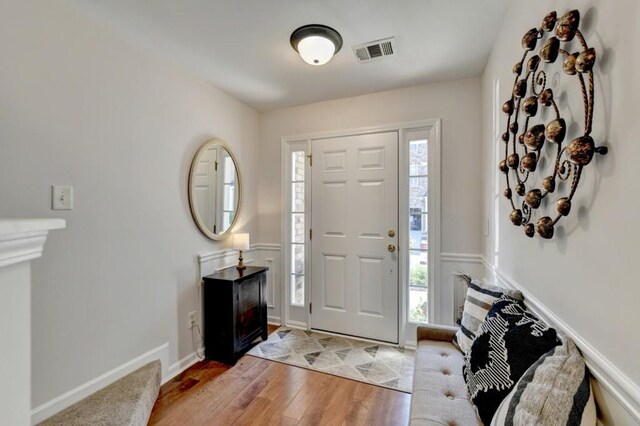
[188,139,242,240]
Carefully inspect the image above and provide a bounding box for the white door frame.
[280,119,442,347]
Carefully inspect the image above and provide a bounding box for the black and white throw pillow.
[463,295,559,425]
[452,278,523,354]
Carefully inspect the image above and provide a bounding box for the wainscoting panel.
[438,253,484,326]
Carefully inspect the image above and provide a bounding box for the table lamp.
[232,233,250,271]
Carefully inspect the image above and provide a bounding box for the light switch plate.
[52,185,73,210]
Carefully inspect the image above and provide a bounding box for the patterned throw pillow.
[453,278,523,353]
[463,295,559,425]
[491,336,596,426]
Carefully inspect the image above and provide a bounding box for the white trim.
[31,343,169,424]
[0,219,65,268]
[214,258,254,273]
[252,243,282,251]
[198,249,242,264]
[0,218,66,235]
[198,243,280,264]
[265,258,275,308]
[427,119,442,328]
[400,120,442,344]
[280,120,442,143]
[482,257,640,423]
[403,340,418,350]
[398,129,409,341]
[440,253,484,263]
[285,320,308,330]
[166,350,201,382]
[268,317,282,325]
[280,139,311,327]
[0,233,49,268]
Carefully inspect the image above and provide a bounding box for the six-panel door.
[311,132,399,343]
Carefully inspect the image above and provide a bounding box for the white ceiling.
[70,0,509,111]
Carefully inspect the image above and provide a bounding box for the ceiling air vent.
[352,37,396,63]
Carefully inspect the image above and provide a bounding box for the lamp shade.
[290,24,343,66]
[232,233,250,251]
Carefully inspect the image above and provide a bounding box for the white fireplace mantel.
[0,218,65,425]
[0,218,66,268]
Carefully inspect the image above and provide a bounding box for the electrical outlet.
[188,311,197,329]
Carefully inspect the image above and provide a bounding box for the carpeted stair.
[39,360,161,426]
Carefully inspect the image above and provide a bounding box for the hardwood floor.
[149,326,411,425]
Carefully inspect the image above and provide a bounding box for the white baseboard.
[482,257,640,425]
[165,349,203,383]
[31,343,169,424]
[268,316,282,325]
[285,320,308,330]
[403,340,417,350]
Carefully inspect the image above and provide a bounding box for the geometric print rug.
[246,327,414,393]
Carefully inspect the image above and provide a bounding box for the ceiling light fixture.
[290,24,343,66]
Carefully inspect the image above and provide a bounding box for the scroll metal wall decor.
[499,9,607,239]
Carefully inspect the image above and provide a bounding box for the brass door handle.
[387,244,396,253]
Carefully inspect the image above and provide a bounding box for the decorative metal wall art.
[499,9,607,239]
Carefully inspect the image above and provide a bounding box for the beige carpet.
[247,327,415,393]
[39,360,161,426]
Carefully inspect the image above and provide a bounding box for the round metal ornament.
[499,9,607,240]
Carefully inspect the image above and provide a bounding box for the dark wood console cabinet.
[203,266,269,364]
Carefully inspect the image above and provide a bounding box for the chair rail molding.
[440,252,484,263]
[482,257,640,425]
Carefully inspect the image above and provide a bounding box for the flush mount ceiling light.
[290,24,343,66]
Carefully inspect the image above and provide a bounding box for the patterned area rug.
[247,327,414,393]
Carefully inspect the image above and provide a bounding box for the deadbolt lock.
[387,244,396,253]
[388,229,395,237]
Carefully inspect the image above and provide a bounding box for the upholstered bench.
[409,324,481,426]
[409,321,596,426]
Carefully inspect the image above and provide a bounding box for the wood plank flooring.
[149,326,411,425]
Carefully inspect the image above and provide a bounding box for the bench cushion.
[410,339,481,426]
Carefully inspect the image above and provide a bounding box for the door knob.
[387,244,396,253]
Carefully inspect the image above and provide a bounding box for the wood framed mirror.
[188,139,242,240]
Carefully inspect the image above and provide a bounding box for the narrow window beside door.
[290,150,306,306]
[408,139,428,323]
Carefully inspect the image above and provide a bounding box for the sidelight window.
[408,138,428,323]
[290,150,306,306]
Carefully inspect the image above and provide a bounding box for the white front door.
[311,132,399,343]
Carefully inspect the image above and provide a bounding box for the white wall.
[258,78,484,325]
[482,0,640,397]
[0,0,260,412]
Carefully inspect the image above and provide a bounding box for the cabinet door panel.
[237,276,262,344]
